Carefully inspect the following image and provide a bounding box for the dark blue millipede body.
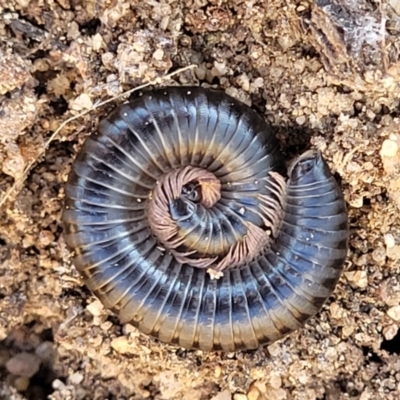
[62,86,349,351]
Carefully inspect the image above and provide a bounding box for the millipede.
[62,86,349,351]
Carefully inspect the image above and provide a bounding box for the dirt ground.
[1,0,400,399]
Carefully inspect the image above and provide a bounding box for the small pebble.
[38,230,55,246]
[153,49,164,61]
[295,116,306,125]
[101,359,121,379]
[212,61,228,77]
[100,321,113,331]
[325,346,338,362]
[236,73,250,92]
[6,352,41,378]
[344,270,368,289]
[52,379,66,390]
[211,390,232,400]
[277,36,294,51]
[390,0,400,14]
[330,302,346,319]
[265,387,287,400]
[384,234,396,248]
[349,196,364,208]
[214,365,222,378]
[69,372,84,385]
[387,305,400,321]
[386,245,400,260]
[76,388,88,400]
[383,324,398,340]
[233,394,248,400]
[379,277,400,306]
[342,325,355,338]
[380,139,398,157]
[71,93,93,111]
[247,386,261,400]
[86,299,104,316]
[0,326,6,342]
[267,342,281,357]
[122,323,137,335]
[13,376,30,392]
[111,336,135,354]
[269,374,282,389]
[360,389,373,400]
[35,341,56,365]
[371,247,386,264]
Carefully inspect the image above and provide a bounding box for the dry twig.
[0,64,196,209]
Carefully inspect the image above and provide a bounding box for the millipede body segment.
[62,86,349,351]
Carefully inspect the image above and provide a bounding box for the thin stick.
[380,0,388,74]
[0,64,196,209]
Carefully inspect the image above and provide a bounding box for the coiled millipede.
[62,86,349,351]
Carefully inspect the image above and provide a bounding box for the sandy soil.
[1,0,400,399]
